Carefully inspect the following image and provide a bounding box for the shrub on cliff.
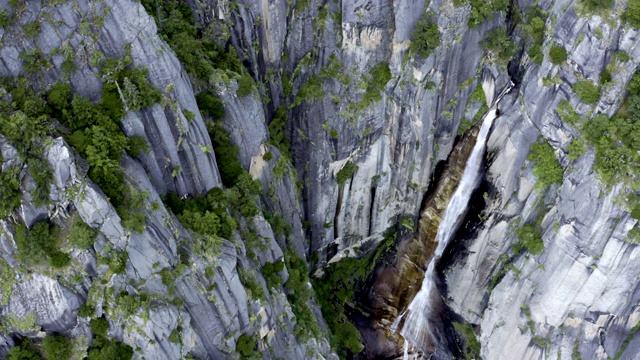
[467,0,509,28]
[42,335,73,360]
[14,221,67,268]
[6,339,40,360]
[410,16,441,58]
[549,45,568,65]
[236,334,258,358]
[578,0,614,12]
[336,161,359,184]
[528,139,563,191]
[515,224,544,255]
[481,28,517,64]
[623,0,640,28]
[196,90,225,120]
[573,80,600,104]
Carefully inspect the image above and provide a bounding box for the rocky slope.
[1,0,640,359]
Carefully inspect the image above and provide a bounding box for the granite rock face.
[0,0,332,358]
[1,0,640,359]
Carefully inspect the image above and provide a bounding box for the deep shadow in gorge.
[349,120,488,359]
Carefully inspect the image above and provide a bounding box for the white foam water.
[396,81,513,357]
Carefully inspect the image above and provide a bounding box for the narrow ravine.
[396,82,513,357]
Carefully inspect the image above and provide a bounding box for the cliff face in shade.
[1,0,640,359]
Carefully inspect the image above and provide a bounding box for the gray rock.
[8,274,82,333]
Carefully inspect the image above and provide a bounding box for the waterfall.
[396,81,513,356]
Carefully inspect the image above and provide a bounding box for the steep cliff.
[1,0,640,359]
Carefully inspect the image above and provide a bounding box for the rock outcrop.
[1,0,640,359]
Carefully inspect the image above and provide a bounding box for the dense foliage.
[578,0,614,12]
[410,15,441,58]
[88,317,133,360]
[140,0,243,81]
[521,6,547,64]
[283,248,323,342]
[559,72,640,190]
[623,0,640,28]
[313,226,398,357]
[549,45,568,65]
[268,106,292,160]
[14,221,70,268]
[361,62,392,108]
[206,121,245,187]
[67,217,98,250]
[164,188,236,250]
[528,140,563,191]
[0,45,160,231]
[481,28,517,64]
[41,335,73,360]
[195,90,225,120]
[336,161,359,184]
[514,224,545,255]
[0,77,56,212]
[573,80,600,104]
[235,333,258,358]
[463,0,509,28]
[7,339,41,360]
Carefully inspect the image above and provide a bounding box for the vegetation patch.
[0,258,14,304]
[623,0,640,28]
[549,45,568,65]
[460,0,509,28]
[6,338,41,359]
[68,217,98,249]
[88,317,133,360]
[236,333,258,359]
[453,322,481,359]
[13,221,72,268]
[409,13,441,58]
[573,80,600,104]
[268,106,292,160]
[577,0,614,14]
[561,71,640,192]
[514,224,545,255]
[481,28,517,64]
[238,267,266,301]
[196,90,225,120]
[336,161,359,184]
[528,139,563,191]
[521,6,548,65]
[313,226,397,357]
[42,334,73,359]
[141,0,243,81]
[261,260,285,290]
[283,248,322,342]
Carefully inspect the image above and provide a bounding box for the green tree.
[578,0,614,12]
[68,217,98,249]
[573,80,600,104]
[549,45,568,65]
[410,17,441,58]
[623,0,640,28]
[7,339,41,360]
[481,28,516,63]
[236,334,257,358]
[42,335,73,360]
[528,140,563,190]
[515,224,544,255]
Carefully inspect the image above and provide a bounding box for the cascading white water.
[396,81,513,357]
